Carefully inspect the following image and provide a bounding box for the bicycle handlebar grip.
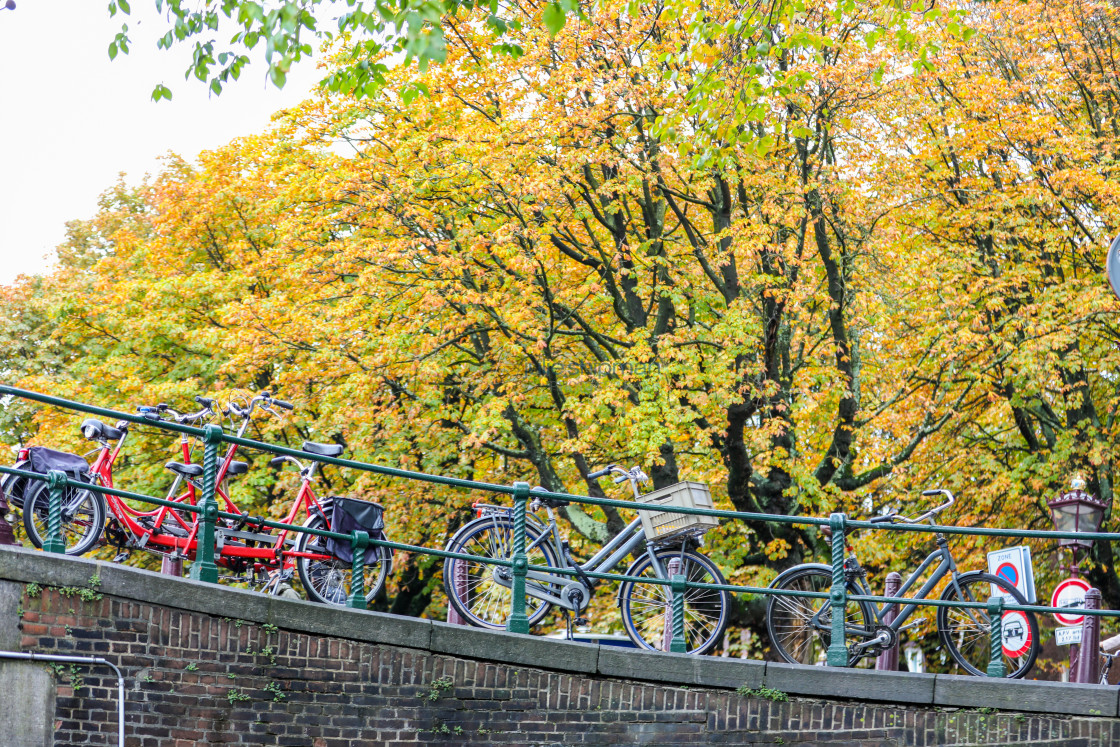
[195,396,215,408]
[273,399,294,410]
[587,467,613,480]
[268,456,288,468]
[612,474,630,484]
[921,489,943,496]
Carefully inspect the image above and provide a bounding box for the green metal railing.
[3,384,1120,677]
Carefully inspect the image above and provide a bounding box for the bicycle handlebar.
[896,489,955,525]
[137,401,212,424]
[227,392,294,421]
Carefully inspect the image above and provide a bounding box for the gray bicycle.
[442,465,731,654]
[765,489,1040,678]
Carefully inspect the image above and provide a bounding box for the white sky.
[0,0,323,285]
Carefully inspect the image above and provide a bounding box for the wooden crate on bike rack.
[636,482,719,543]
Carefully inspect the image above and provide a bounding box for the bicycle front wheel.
[937,572,1039,678]
[443,517,560,629]
[294,515,390,606]
[22,478,105,556]
[618,548,730,655]
[765,565,875,667]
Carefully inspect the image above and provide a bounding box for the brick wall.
[15,581,1120,747]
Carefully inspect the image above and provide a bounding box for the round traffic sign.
[995,562,1019,587]
[1107,235,1120,302]
[1051,577,1091,626]
[1001,610,1032,658]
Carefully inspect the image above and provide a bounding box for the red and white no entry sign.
[1001,610,1032,658]
[1051,577,1091,627]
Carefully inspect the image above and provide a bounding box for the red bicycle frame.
[91,398,338,576]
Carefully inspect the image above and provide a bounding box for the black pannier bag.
[325,496,386,564]
[2,446,91,510]
[28,447,92,481]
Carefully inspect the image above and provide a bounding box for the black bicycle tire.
[442,516,560,630]
[21,478,105,556]
[294,515,390,606]
[618,548,731,655]
[765,564,876,667]
[937,571,1039,678]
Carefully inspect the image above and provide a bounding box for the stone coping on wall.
[0,545,1114,718]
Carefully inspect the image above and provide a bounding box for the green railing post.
[506,481,531,635]
[43,470,68,554]
[669,573,687,653]
[348,530,370,610]
[188,424,222,583]
[986,595,1006,677]
[826,512,849,667]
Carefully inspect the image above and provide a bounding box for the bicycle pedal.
[573,618,590,627]
[112,551,130,563]
[898,617,925,633]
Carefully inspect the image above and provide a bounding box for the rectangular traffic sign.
[1056,626,1083,646]
[987,546,1037,603]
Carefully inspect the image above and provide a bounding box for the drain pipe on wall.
[0,650,125,747]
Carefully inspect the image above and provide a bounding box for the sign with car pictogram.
[1001,610,1032,658]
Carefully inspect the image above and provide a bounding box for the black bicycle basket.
[325,496,386,564]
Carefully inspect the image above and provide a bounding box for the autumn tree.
[8,0,1120,648]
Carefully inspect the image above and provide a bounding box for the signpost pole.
[875,572,901,672]
[1073,588,1102,684]
[1069,561,1081,676]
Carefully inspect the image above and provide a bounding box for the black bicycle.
[765,489,1040,678]
[442,465,730,654]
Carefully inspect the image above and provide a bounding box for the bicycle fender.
[768,563,834,588]
[941,570,1030,604]
[443,513,548,551]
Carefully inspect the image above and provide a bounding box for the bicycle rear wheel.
[618,548,730,655]
[443,517,560,629]
[937,572,1039,678]
[22,478,105,556]
[765,565,875,667]
[294,515,390,606]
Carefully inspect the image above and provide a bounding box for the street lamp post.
[1047,475,1107,677]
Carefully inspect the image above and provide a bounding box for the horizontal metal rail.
[3,384,1115,678]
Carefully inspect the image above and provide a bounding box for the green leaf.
[542,3,565,36]
[108,42,118,60]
